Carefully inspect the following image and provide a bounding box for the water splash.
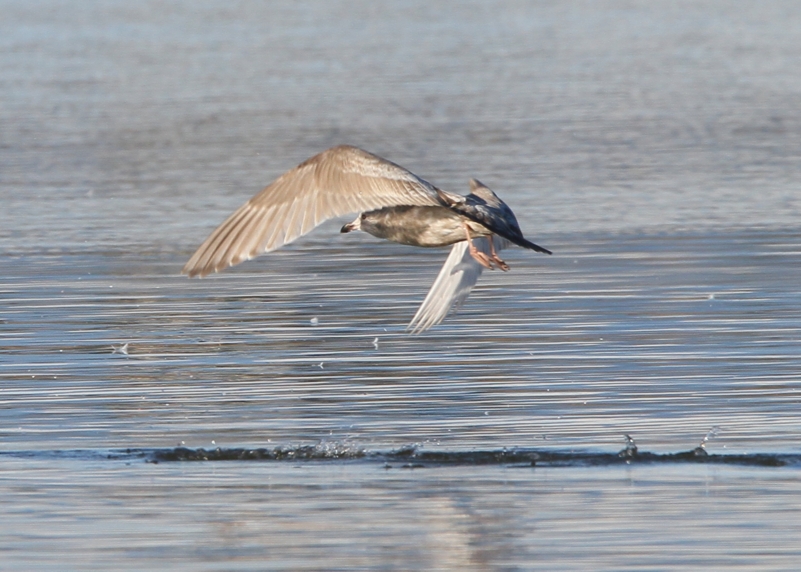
[619,434,638,459]
[691,426,721,456]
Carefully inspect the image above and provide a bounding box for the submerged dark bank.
[140,444,801,467]
[5,444,797,468]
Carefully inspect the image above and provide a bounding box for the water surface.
[1,1,800,569]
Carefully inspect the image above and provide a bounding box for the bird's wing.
[442,179,551,255]
[183,145,444,277]
[407,236,510,334]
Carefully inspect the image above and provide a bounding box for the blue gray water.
[2,1,801,570]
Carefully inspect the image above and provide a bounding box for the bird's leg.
[489,238,510,271]
[464,223,493,269]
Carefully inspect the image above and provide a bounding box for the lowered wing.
[407,236,510,333]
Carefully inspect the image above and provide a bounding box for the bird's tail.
[515,237,552,255]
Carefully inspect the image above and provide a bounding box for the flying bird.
[182,145,551,332]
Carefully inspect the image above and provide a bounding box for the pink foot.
[468,246,493,269]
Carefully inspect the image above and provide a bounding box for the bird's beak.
[341,217,360,233]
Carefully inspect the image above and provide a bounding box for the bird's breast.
[359,206,491,248]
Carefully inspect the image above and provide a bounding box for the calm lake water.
[2,1,801,570]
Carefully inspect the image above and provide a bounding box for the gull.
[182,145,551,332]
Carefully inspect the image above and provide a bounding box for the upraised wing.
[183,145,444,277]
[407,236,509,334]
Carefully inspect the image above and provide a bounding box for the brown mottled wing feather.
[183,146,443,277]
